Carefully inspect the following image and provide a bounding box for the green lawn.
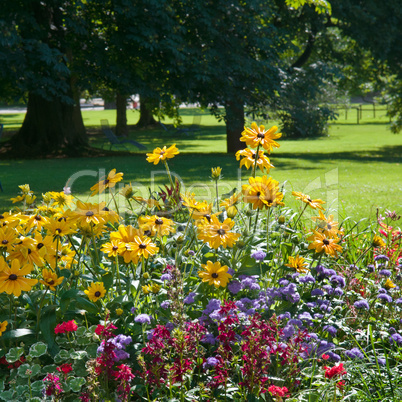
[0,106,401,222]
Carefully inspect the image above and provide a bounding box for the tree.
[0,1,92,156]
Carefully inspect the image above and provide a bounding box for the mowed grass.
[0,106,401,222]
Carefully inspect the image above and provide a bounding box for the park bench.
[159,114,202,136]
[100,119,146,151]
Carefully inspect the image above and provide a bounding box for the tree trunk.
[136,95,157,127]
[11,92,88,157]
[225,101,246,153]
[116,93,128,137]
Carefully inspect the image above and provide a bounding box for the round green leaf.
[29,342,47,358]
[5,347,24,363]
[67,377,86,392]
[0,390,15,401]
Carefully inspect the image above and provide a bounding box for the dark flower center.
[1,240,8,244]
[252,153,260,160]
[204,214,211,222]
[160,150,165,155]
[112,246,118,251]
[144,230,151,237]
[58,217,66,222]
[139,243,147,249]
[155,218,164,225]
[48,280,55,285]
[86,211,94,217]
[35,215,41,220]
[217,229,226,235]
[323,239,330,245]
[256,192,261,197]
[103,207,110,211]
[95,291,101,297]
[56,228,62,234]
[257,133,265,139]
[9,274,18,281]
[103,179,109,185]
[211,273,219,278]
[0,215,4,219]
[327,224,332,230]
[27,248,32,254]
[37,243,44,249]
[307,198,312,202]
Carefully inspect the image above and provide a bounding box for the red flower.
[55,320,78,334]
[323,363,347,379]
[57,363,73,375]
[322,354,330,360]
[268,385,289,397]
[337,380,345,390]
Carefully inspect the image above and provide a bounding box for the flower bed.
[0,123,401,401]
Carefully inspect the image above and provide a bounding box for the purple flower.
[377,293,393,303]
[114,349,130,361]
[390,333,402,345]
[283,325,295,338]
[327,351,341,362]
[299,275,315,284]
[288,319,302,327]
[187,250,195,256]
[311,289,324,296]
[113,334,132,347]
[240,276,260,291]
[344,347,364,359]
[251,250,266,262]
[354,300,369,310]
[379,269,392,277]
[203,357,219,369]
[323,325,337,337]
[367,264,375,273]
[202,333,217,345]
[334,288,344,297]
[389,327,396,334]
[378,358,386,365]
[330,275,345,288]
[184,292,196,304]
[323,285,335,295]
[130,307,137,314]
[203,299,221,315]
[228,280,242,294]
[161,273,172,281]
[278,312,291,320]
[395,298,402,304]
[314,313,323,320]
[299,312,313,321]
[165,322,175,331]
[306,302,317,308]
[374,255,389,262]
[161,300,171,309]
[135,314,151,325]
[227,268,235,276]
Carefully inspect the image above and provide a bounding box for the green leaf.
[67,377,86,392]
[102,272,114,290]
[16,384,29,396]
[6,347,24,363]
[0,379,4,391]
[39,305,58,356]
[1,328,34,340]
[75,296,99,314]
[0,390,15,401]
[75,327,87,337]
[41,364,57,374]
[70,350,88,360]
[54,349,70,363]
[29,342,47,358]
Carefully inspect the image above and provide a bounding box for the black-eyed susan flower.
[120,184,135,200]
[50,191,74,208]
[292,191,325,210]
[146,144,179,165]
[220,192,241,210]
[307,231,342,257]
[0,320,7,336]
[25,213,50,231]
[286,255,309,273]
[0,259,38,297]
[72,201,107,226]
[44,217,76,238]
[235,148,274,173]
[128,236,159,261]
[0,226,19,252]
[211,167,222,180]
[240,123,281,153]
[101,240,125,258]
[90,169,124,196]
[9,236,44,268]
[84,282,106,302]
[181,193,208,213]
[197,215,240,249]
[198,261,232,288]
[133,196,161,210]
[40,268,64,291]
[311,210,342,237]
[242,176,284,210]
[191,203,221,222]
[110,224,143,243]
[139,215,175,237]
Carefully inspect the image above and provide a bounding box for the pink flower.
[43,373,63,396]
[323,363,347,379]
[268,385,289,397]
[57,363,73,375]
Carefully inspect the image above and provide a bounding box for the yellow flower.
[286,255,309,273]
[133,196,161,210]
[8,236,44,268]
[0,259,38,297]
[384,278,396,290]
[235,148,274,173]
[139,215,175,237]
[0,320,8,336]
[311,210,342,238]
[120,184,135,200]
[110,224,143,243]
[211,167,222,180]
[198,261,232,288]
[240,123,281,153]
[142,285,151,294]
[101,240,125,258]
[146,144,179,165]
[181,193,208,212]
[19,184,31,194]
[307,231,342,257]
[72,201,107,226]
[220,192,241,210]
[49,191,74,208]
[44,217,76,238]
[40,268,64,291]
[242,176,285,210]
[0,226,19,252]
[84,282,106,302]
[128,237,159,262]
[372,235,386,248]
[10,194,25,204]
[150,283,161,294]
[116,308,123,316]
[292,191,325,210]
[90,169,124,196]
[197,215,240,249]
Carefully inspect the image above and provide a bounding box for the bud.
[143,272,150,279]
[120,184,135,200]
[175,235,185,244]
[278,215,286,224]
[245,209,255,217]
[236,240,246,249]
[116,308,123,316]
[151,283,161,294]
[227,206,237,219]
[211,167,222,180]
